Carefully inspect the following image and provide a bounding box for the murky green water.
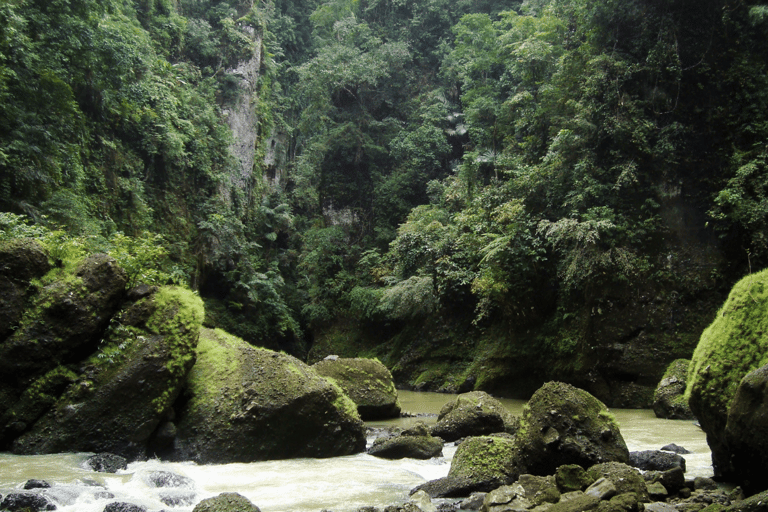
[0,390,711,512]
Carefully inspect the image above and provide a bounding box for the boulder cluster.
[0,240,401,464]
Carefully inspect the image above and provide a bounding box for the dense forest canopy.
[2,0,768,373]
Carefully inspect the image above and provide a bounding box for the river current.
[0,391,712,512]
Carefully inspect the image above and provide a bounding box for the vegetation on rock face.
[2,0,768,404]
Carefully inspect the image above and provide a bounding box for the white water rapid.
[0,391,712,512]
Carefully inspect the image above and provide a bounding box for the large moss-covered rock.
[11,287,203,459]
[652,359,694,420]
[686,269,768,480]
[721,364,768,494]
[173,328,366,463]
[0,253,128,448]
[312,357,401,419]
[431,391,518,442]
[516,382,629,476]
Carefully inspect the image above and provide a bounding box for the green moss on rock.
[686,269,768,478]
[173,328,366,463]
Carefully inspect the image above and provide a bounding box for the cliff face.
[220,23,263,203]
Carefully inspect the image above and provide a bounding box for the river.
[0,391,711,512]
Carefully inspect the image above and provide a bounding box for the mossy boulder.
[192,493,261,512]
[652,359,694,420]
[312,356,401,420]
[173,328,366,463]
[10,287,203,460]
[0,253,127,391]
[368,422,443,459]
[0,239,51,341]
[721,363,768,494]
[686,269,768,480]
[431,391,518,442]
[516,382,629,476]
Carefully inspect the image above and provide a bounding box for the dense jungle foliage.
[2,0,768,363]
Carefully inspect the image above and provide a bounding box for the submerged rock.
[431,391,517,442]
[192,492,261,512]
[652,359,694,420]
[173,328,366,463]
[515,382,629,476]
[85,453,128,473]
[312,357,401,420]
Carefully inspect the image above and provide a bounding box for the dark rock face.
[629,450,686,472]
[722,363,768,494]
[312,357,401,420]
[85,453,128,473]
[652,359,695,420]
[0,239,51,341]
[104,503,147,512]
[431,391,517,442]
[368,423,443,459]
[10,287,203,460]
[173,328,366,463]
[515,382,629,476]
[0,492,56,511]
[192,492,261,512]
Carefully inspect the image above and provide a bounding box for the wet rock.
[146,470,194,488]
[0,492,56,511]
[173,328,366,463]
[516,382,629,476]
[652,359,694,420]
[192,492,261,512]
[85,453,128,473]
[368,422,443,459]
[23,480,51,490]
[312,357,401,420]
[0,239,50,341]
[159,491,196,507]
[12,287,203,460]
[722,363,768,494]
[103,503,147,512]
[431,391,518,442]
[629,450,685,471]
[660,443,690,454]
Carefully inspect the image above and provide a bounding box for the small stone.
[585,477,617,500]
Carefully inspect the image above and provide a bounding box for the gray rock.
[85,453,128,473]
[642,503,677,512]
[0,492,56,511]
[584,477,617,500]
[104,503,147,512]
[660,443,690,454]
